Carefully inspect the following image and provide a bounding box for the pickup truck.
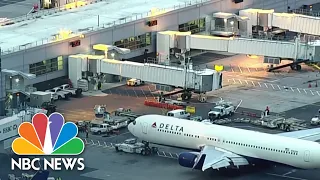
[208,104,235,120]
[90,123,112,135]
[108,120,128,130]
[59,84,82,97]
[46,87,71,100]
[164,99,187,107]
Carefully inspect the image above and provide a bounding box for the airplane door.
[142,122,148,134]
[217,137,221,145]
[304,150,310,162]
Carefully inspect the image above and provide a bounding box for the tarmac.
[1,99,320,179]
[1,119,318,180]
[2,52,320,179]
[0,0,37,18]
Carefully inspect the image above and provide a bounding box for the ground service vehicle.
[311,115,320,125]
[90,123,112,134]
[208,103,235,120]
[46,87,71,100]
[76,121,90,133]
[59,84,82,97]
[167,109,190,119]
[27,91,58,104]
[108,120,128,130]
[127,78,144,86]
[114,138,156,156]
[41,102,56,115]
[164,99,188,106]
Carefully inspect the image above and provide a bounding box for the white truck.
[208,103,235,120]
[167,109,190,119]
[90,123,112,135]
[59,84,82,97]
[46,87,71,100]
[126,78,144,86]
[107,119,128,130]
[311,115,320,125]
[114,138,156,156]
[164,99,187,106]
[26,91,58,102]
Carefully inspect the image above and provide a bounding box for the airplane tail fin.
[31,170,50,180]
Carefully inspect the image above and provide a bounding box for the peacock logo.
[12,112,85,155]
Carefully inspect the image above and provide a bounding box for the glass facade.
[29,56,63,76]
[114,32,151,50]
[178,18,206,34]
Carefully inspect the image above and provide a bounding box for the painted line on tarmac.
[227,78,320,96]
[265,173,307,180]
[103,132,131,139]
[83,138,180,159]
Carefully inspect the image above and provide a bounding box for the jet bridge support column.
[291,35,302,71]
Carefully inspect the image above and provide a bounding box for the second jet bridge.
[68,55,222,92]
[157,31,320,64]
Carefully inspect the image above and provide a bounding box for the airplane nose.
[128,122,134,134]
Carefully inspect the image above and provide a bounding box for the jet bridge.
[157,31,320,65]
[239,9,320,36]
[68,55,222,92]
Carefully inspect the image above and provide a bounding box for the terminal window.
[114,32,151,50]
[29,56,64,76]
[179,18,206,34]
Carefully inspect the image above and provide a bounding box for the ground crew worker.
[97,81,102,90]
[86,128,89,138]
[265,106,270,115]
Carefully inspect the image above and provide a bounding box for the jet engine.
[178,152,205,170]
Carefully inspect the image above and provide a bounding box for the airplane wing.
[277,127,320,141]
[193,145,249,171]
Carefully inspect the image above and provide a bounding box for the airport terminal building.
[0,0,319,115]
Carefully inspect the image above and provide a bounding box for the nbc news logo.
[11,113,85,171]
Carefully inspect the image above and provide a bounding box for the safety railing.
[291,9,320,17]
[0,0,211,55]
[209,26,316,44]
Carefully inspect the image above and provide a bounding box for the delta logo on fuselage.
[152,122,183,132]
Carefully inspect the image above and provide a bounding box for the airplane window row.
[184,134,200,138]
[158,129,182,135]
[207,138,298,156]
[157,129,201,138]
[157,129,297,156]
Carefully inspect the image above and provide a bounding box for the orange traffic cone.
[309,83,312,88]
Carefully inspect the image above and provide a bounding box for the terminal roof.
[0,0,191,53]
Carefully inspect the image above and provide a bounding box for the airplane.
[127,114,320,171]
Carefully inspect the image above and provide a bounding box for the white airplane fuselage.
[128,115,320,169]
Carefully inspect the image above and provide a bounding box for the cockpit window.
[132,120,136,125]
